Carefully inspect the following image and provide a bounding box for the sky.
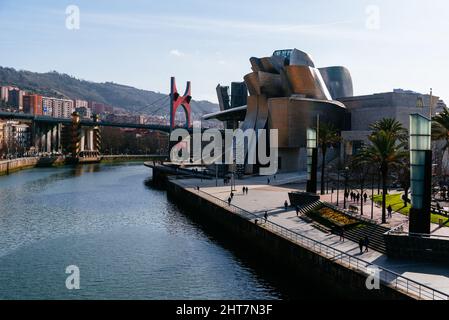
[0,0,448,103]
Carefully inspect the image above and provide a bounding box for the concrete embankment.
[0,155,168,176]
[165,177,412,300]
[0,157,39,176]
[102,155,168,163]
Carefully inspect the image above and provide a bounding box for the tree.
[395,160,410,208]
[370,118,408,142]
[350,155,370,215]
[358,130,407,223]
[318,122,341,195]
[432,108,449,150]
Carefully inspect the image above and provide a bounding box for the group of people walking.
[347,191,368,204]
[359,236,370,254]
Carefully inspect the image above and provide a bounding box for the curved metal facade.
[210,48,353,173]
[319,66,354,99]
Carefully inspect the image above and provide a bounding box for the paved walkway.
[173,173,449,297]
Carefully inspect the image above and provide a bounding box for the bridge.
[0,77,198,158]
[0,111,173,133]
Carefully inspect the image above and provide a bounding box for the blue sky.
[0,0,448,103]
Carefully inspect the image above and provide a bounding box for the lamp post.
[343,166,349,209]
[371,168,376,220]
[336,170,340,206]
[409,113,432,234]
[306,128,318,194]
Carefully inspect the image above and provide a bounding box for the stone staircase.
[342,224,390,254]
[297,201,323,215]
[297,201,390,254]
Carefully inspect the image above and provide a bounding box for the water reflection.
[0,163,287,299]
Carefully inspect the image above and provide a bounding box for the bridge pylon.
[170,77,192,130]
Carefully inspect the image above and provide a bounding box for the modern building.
[203,48,446,174]
[339,89,440,159]
[47,98,74,118]
[42,97,53,116]
[3,121,31,152]
[90,101,113,114]
[0,86,11,103]
[8,89,25,112]
[23,94,43,115]
[205,48,349,173]
[74,99,88,109]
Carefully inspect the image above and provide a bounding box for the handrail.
[192,188,449,301]
[387,229,449,240]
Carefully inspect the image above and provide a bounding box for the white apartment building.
[42,97,53,116]
[43,97,74,118]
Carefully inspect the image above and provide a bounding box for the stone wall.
[166,179,413,300]
[0,157,39,175]
[385,234,449,262]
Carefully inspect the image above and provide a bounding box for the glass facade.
[307,128,317,180]
[410,114,431,209]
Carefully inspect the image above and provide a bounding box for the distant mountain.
[0,66,219,117]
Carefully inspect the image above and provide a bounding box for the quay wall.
[0,157,39,176]
[101,155,168,163]
[165,177,413,300]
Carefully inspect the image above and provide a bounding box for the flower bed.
[307,207,359,228]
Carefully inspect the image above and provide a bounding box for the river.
[0,163,289,299]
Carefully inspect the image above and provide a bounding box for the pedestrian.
[387,205,393,218]
[339,228,345,242]
[359,238,364,254]
[364,236,370,252]
[295,205,300,216]
[356,193,360,203]
[264,211,268,222]
[230,192,234,199]
[245,187,248,195]
[267,178,271,185]
[196,186,200,191]
[228,197,231,206]
[284,200,288,211]
[242,186,245,195]
[364,193,368,203]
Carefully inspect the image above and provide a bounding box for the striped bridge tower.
[93,114,102,152]
[71,112,82,156]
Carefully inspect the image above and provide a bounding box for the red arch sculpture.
[170,77,192,129]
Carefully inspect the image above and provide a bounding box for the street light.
[409,113,432,234]
[306,128,318,194]
[343,166,349,209]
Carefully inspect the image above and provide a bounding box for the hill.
[0,66,219,117]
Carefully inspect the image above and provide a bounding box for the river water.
[0,163,288,299]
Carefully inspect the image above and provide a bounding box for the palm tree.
[318,123,341,195]
[358,130,407,223]
[370,118,408,141]
[432,108,449,150]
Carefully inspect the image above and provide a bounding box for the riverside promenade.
[170,172,449,299]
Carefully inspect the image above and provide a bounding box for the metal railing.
[386,227,449,241]
[192,188,449,300]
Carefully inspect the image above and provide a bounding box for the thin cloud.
[169,49,185,57]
